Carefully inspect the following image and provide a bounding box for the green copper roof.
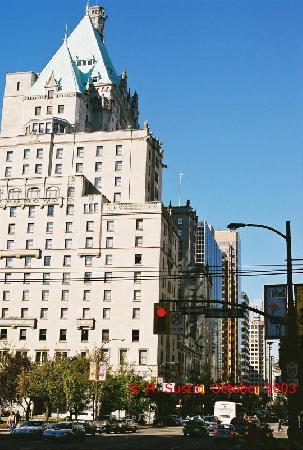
[30,13,119,95]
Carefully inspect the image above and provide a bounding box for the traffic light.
[153,303,170,334]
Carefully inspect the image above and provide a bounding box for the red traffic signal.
[153,303,170,334]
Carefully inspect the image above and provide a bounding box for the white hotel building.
[0,5,180,379]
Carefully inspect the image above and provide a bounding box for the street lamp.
[267,341,273,390]
[227,221,299,437]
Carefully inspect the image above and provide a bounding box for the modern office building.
[248,304,266,385]
[0,5,180,380]
[214,230,240,383]
[171,202,213,381]
[196,221,223,380]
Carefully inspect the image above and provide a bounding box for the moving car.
[204,416,220,433]
[183,419,209,437]
[11,421,49,439]
[213,423,237,440]
[43,422,85,441]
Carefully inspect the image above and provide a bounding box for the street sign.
[170,312,185,335]
[98,362,107,381]
[182,307,244,318]
[286,362,298,378]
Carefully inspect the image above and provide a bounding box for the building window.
[96,146,103,156]
[40,308,48,319]
[66,204,74,215]
[47,205,54,216]
[36,148,43,159]
[65,222,73,233]
[59,329,67,341]
[63,255,71,267]
[95,162,102,172]
[19,329,27,341]
[21,307,28,318]
[103,308,110,319]
[6,151,13,161]
[103,290,111,301]
[60,308,68,319]
[44,256,51,267]
[81,329,89,342]
[135,236,143,247]
[102,329,109,342]
[8,223,16,234]
[64,239,72,250]
[34,164,42,174]
[7,240,14,250]
[28,206,36,218]
[47,106,52,115]
[55,164,62,174]
[84,272,92,284]
[25,239,33,249]
[84,256,93,266]
[35,106,41,116]
[22,164,29,175]
[133,308,140,319]
[45,239,52,249]
[24,256,32,267]
[136,219,143,231]
[5,273,12,284]
[5,167,12,177]
[3,291,10,302]
[9,189,21,200]
[56,148,63,159]
[84,203,98,214]
[0,330,8,340]
[67,187,75,197]
[76,147,84,157]
[104,272,112,283]
[16,81,20,91]
[134,272,141,283]
[132,330,139,342]
[43,273,50,284]
[35,351,48,363]
[135,254,142,265]
[106,237,113,248]
[115,161,122,171]
[42,290,49,301]
[139,349,147,365]
[46,222,53,233]
[10,207,17,218]
[106,220,114,231]
[1,308,8,318]
[94,177,102,188]
[119,349,127,365]
[115,177,121,187]
[105,254,112,265]
[58,105,64,114]
[28,188,40,198]
[62,273,70,284]
[86,221,94,232]
[47,90,54,99]
[61,290,69,301]
[23,149,30,159]
[82,308,89,319]
[45,122,51,133]
[83,290,91,301]
[85,237,93,248]
[114,192,121,203]
[76,163,83,173]
[39,329,47,341]
[116,145,122,156]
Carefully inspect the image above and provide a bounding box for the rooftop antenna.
[86,0,90,14]
[178,173,184,206]
[64,24,68,42]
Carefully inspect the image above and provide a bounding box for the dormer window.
[47,90,54,99]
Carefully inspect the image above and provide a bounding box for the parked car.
[94,415,111,433]
[213,424,237,440]
[105,418,126,434]
[230,418,247,436]
[160,415,181,426]
[11,421,48,440]
[43,422,85,441]
[204,416,220,433]
[120,419,138,433]
[183,419,209,437]
[75,420,97,435]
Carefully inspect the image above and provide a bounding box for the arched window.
[8,189,21,200]
[67,187,75,198]
[27,188,40,199]
[46,186,60,198]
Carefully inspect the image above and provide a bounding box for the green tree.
[63,356,91,419]
[0,352,31,405]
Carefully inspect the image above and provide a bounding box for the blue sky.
[0,0,302,308]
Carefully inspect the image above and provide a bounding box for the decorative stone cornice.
[0,249,41,259]
[76,319,95,330]
[0,197,64,209]
[0,318,37,329]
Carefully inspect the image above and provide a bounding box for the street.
[0,425,293,450]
